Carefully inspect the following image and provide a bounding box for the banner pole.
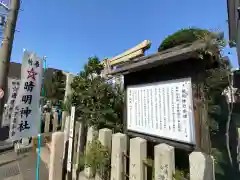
[36,56,47,180]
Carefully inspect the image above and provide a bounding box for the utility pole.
[0,0,20,127]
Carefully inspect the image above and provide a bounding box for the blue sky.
[8,0,238,74]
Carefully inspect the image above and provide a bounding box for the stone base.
[77,170,94,180]
[14,142,32,155]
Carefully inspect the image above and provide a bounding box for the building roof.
[8,62,21,79]
[8,62,60,80]
[108,41,207,76]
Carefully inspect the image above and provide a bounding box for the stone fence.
[34,112,215,180]
[81,127,214,180]
[41,111,64,133]
[31,111,66,150]
[48,123,215,180]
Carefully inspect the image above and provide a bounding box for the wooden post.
[193,81,211,154]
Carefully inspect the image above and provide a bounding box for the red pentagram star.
[27,68,37,81]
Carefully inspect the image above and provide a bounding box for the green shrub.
[77,153,85,171]
[85,139,111,179]
[158,28,215,51]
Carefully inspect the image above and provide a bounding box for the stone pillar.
[62,116,70,180]
[44,113,50,133]
[63,116,70,162]
[63,116,70,142]
[64,72,74,103]
[154,143,175,180]
[129,137,147,180]
[73,122,81,160]
[95,128,112,180]
[22,137,30,146]
[98,128,112,149]
[110,133,127,180]
[61,111,67,131]
[72,121,81,180]
[75,122,83,166]
[49,132,65,180]
[84,126,98,178]
[53,112,59,132]
[189,152,214,180]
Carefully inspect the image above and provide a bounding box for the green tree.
[71,56,124,132]
[158,27,222,52]
[45,70,66,106]
[158,27,237,179]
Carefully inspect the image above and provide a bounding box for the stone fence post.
[49,132,65,180]
[53,112,59,132]
[110,133,127,180]
[62,116,70,180]
[61,111,67,131]
[84,126,99,178]
[189,151,214,180]
[72,121,82,180]
[73,121,81,161]
[154,143,175,180]
[75,122,83,167]
[129,137,147,180]
[63,116,70,144]
[44,112,50,133]
[95,128,112,180]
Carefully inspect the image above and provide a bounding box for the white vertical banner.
[67,106,75,172]
[2,78,20,127]
[9,51,43,140]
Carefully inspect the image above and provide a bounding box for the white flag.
[10,51,43,140]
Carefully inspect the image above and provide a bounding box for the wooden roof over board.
[108,41,208,76]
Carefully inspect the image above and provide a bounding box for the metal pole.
[36,56,47,180]
[0,0,20,126]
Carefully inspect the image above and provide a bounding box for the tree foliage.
[71,56,124,132]
[85,139,111,179]
[158,27,222,52]
[45,70,66,106]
